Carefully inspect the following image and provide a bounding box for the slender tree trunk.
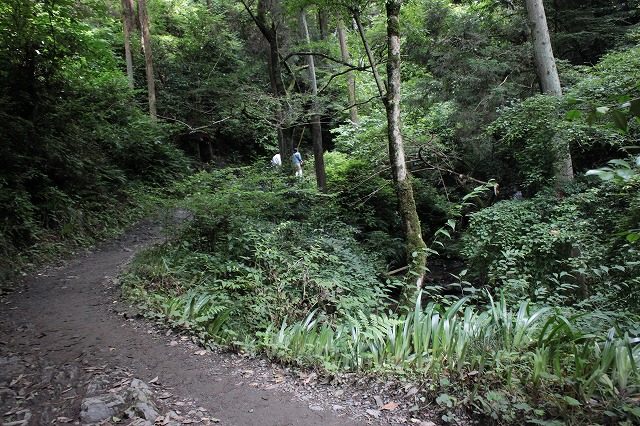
[317,9,329,38]
[137,0,156,121]
[121,0,135,90]
[525,0,573,182]
[300,12,327,192]
[526,0,561,95]
[353,2,427,305]
[386,0,427,304]
[244,0,294,172]
[338,19,358,125]
[353,9,386,100]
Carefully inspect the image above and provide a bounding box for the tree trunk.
[385,0,427,305]
[318,9,329,38]
[338,19,359,125]
[353,2,428,305]
[121,0,135,90]
[525,0,573,182]
[137,0,156,121]
[526,0,561,96]
[353,9,386,101]
[243,0,294,173]
[300,12,327,192]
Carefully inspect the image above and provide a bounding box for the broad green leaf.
[586,169,615,180]
[627,233,640,243]
[611,110,628,132]
[615,169,635,179]
[563,396,581,407]
[608,159,631,168]
[565,109,581,120]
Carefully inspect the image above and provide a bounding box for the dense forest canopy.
[2,0,640,423]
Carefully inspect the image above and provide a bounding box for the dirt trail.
[0,220,428,426]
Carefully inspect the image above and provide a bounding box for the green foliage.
[0,0,189,284]
[122,166,393,339]
[489,46,640,193]
[324,151,399,229]
[326,126,457,264]
[461,176,640,312]
[548,0,640,66]
[489,95,564,193]
[255,291,640,424]
[403,0,537,181]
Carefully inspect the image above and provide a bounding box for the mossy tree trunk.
[353,0,428,306]
[385,0,427,305]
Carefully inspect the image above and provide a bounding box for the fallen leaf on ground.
[380,401,399,411]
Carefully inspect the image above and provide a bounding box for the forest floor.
[0,218,442,426]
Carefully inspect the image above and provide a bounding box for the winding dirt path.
[0,220,393,425]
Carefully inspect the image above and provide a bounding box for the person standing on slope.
[292,148,303,177]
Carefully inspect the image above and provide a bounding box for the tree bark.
[121,0,135,90]
[338,19,359,125]
[353,2,427,305]
[137,0,156,121]
[525,0,573,182]
[242,0,294,173]
[318,9,329,38]
[385,0,427,304]
[300,12,327,192]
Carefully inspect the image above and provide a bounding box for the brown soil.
[0,219,440,426]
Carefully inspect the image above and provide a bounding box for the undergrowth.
[120,165,640,425]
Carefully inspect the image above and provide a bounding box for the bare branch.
[284,51,359,68]
[319,66,371,93]
[341,96,381,111]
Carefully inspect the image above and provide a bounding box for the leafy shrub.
[122,166,394,339]
[462,177,640,310]
[489,46,640,195]
[489,95,564,193]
